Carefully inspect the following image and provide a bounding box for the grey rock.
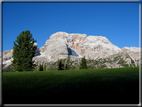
[45,38,69,61]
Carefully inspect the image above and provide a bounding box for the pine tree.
[79,56,88,69]
[66,56,71,70]
[58,60,64,70]
[40,64,43,71]
[40,64,42,71]
[12,30,37,71]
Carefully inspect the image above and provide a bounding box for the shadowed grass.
[3,67,139,104]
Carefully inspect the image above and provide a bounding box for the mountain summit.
[38,32,122,60]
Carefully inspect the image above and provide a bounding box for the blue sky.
[2,2,139,52]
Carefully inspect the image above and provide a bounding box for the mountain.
[1,32,141,71]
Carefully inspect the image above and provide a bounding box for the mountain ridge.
[1,32,141,70]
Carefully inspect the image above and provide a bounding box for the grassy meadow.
[3,67,139,104]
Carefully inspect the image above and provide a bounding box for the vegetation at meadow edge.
[3,67,139,104]
[4,55,138,72]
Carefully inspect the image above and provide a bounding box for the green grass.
[3,67,139,104]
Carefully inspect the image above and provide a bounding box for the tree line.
[36,56,88,71]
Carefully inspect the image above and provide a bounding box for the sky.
[2,2,139,52]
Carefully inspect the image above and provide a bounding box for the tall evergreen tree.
[12,30,37,71]
[66,56,71,70]
[79,56,88,69]
[58,60,64,70]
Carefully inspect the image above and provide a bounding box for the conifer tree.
[41,64,43,71]
[66,56,71,70]
[58,60,64,70]
[79,56,88,69]
[39,63,43,71]
[12,30,37,71]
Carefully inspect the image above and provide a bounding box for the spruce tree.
[66,56,71,70]
[39,63,43,71]
[12,30,37,71]
[58,60,64,70]
[41,64,43,71]
[79,56,88,69]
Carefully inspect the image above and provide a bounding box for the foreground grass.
[3,67,139,104]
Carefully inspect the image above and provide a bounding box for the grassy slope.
[3,67,139,104]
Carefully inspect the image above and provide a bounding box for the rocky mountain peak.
[50,32,68,39]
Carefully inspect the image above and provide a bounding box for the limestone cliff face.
[45,38,69,61]
[39,32,121,60]
[74,35,121,59]
[120,47,140,66]
[30,32,141,67]
[44,32,87,54]
[0,50,13,62]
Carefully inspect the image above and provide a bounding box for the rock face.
[120,47,140,65]
[45,38,69,61]
[44,32,87,57]
[1,31,141,69]
[0,50,13,69]
[75,35,121,59]
[38,32,121,60]
[105,51,139,68]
